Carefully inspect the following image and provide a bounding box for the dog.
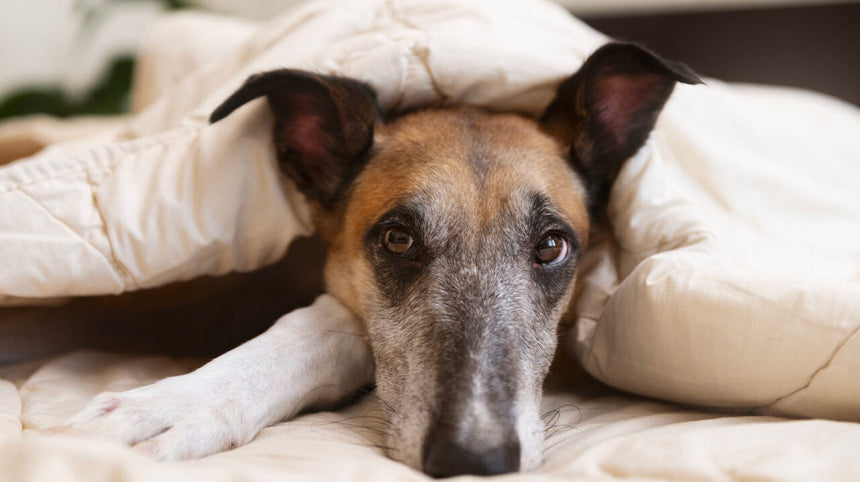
[62,42,699,477]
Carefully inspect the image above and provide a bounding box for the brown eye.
[383,228,414,256]
[535,233,567,265]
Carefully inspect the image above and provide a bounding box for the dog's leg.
[60,294,373,461]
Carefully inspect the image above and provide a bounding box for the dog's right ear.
[210,70,380,209]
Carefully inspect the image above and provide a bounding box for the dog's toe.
[61,379,207,454]
[64,392,124,427]
[64,393,174,446]
[59,375,253,461]
[130,417,239,462]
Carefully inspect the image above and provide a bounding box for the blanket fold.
[2,3,860,479]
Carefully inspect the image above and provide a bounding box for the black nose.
[422,440,520,478]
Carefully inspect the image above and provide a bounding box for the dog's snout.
[422,439,520,478]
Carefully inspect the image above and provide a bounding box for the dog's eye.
[535,233,567,265]
[383,228,415,256]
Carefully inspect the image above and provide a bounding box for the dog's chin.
[516,402,546,472]
[382,410,428,472]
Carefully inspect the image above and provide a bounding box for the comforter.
[2,0,860,479]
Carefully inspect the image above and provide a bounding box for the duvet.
[2,0,860,480]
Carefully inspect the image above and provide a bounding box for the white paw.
[62,377,251,461]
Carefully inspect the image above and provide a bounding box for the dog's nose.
[422,439,520,478]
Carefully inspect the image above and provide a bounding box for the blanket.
[4,351,860,481]
[2,0,860,479]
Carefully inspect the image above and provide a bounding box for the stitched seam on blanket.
[0,127,195,195]
[760,320,860,410]
[14,189,120,281]
[385,0,448,103]
[0,127,198,292]
[0,165,104,195]
[86,169,139,290]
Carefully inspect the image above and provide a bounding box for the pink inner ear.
[285,112,340,191]
[276,91,331,165]
[287,113,329,164]
[592,72,662,148]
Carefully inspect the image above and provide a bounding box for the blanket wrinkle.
[85,170,137,290]
[761,321,860,412]
[12,188,118,280]
[608,140,716,264]
[0,380,23,437]
[384,0,450,105]
[2,0,860,478]
[410,43,448,104]
[0,124,190,196]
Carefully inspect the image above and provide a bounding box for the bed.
[2,0,860,479]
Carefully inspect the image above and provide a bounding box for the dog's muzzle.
[421,416,521,477]
[423,435,520,477]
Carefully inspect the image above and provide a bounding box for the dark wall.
[580,3,860,107]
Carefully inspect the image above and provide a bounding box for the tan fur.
[316,107,589,325]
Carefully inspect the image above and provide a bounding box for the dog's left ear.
[210,70,380,209]
[540,42,701,221]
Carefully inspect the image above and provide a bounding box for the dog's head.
[212,43,699,477]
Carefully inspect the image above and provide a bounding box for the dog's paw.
[61,377,250,461]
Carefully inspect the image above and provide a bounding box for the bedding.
[2,0,860,479]
[5,351,860,481]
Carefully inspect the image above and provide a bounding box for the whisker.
[540,403,585,457]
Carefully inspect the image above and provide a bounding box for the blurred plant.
[0,57,134,119]
[0,0,189,120]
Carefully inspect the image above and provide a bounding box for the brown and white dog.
[64,43,699,477]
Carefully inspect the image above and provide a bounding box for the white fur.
[64,294,374,461]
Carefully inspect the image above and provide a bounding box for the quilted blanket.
[2,0,860,479]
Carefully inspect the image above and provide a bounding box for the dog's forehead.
[347,108,589,237]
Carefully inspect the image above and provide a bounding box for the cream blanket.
[2,0,860,479]
[4,351,860,481]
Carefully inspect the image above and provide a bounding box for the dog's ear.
[210,70,380,209]
[540,42,701,221]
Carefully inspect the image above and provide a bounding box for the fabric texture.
[572,81,860,420]
[4,351,860,481]
[1,0,860,479]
